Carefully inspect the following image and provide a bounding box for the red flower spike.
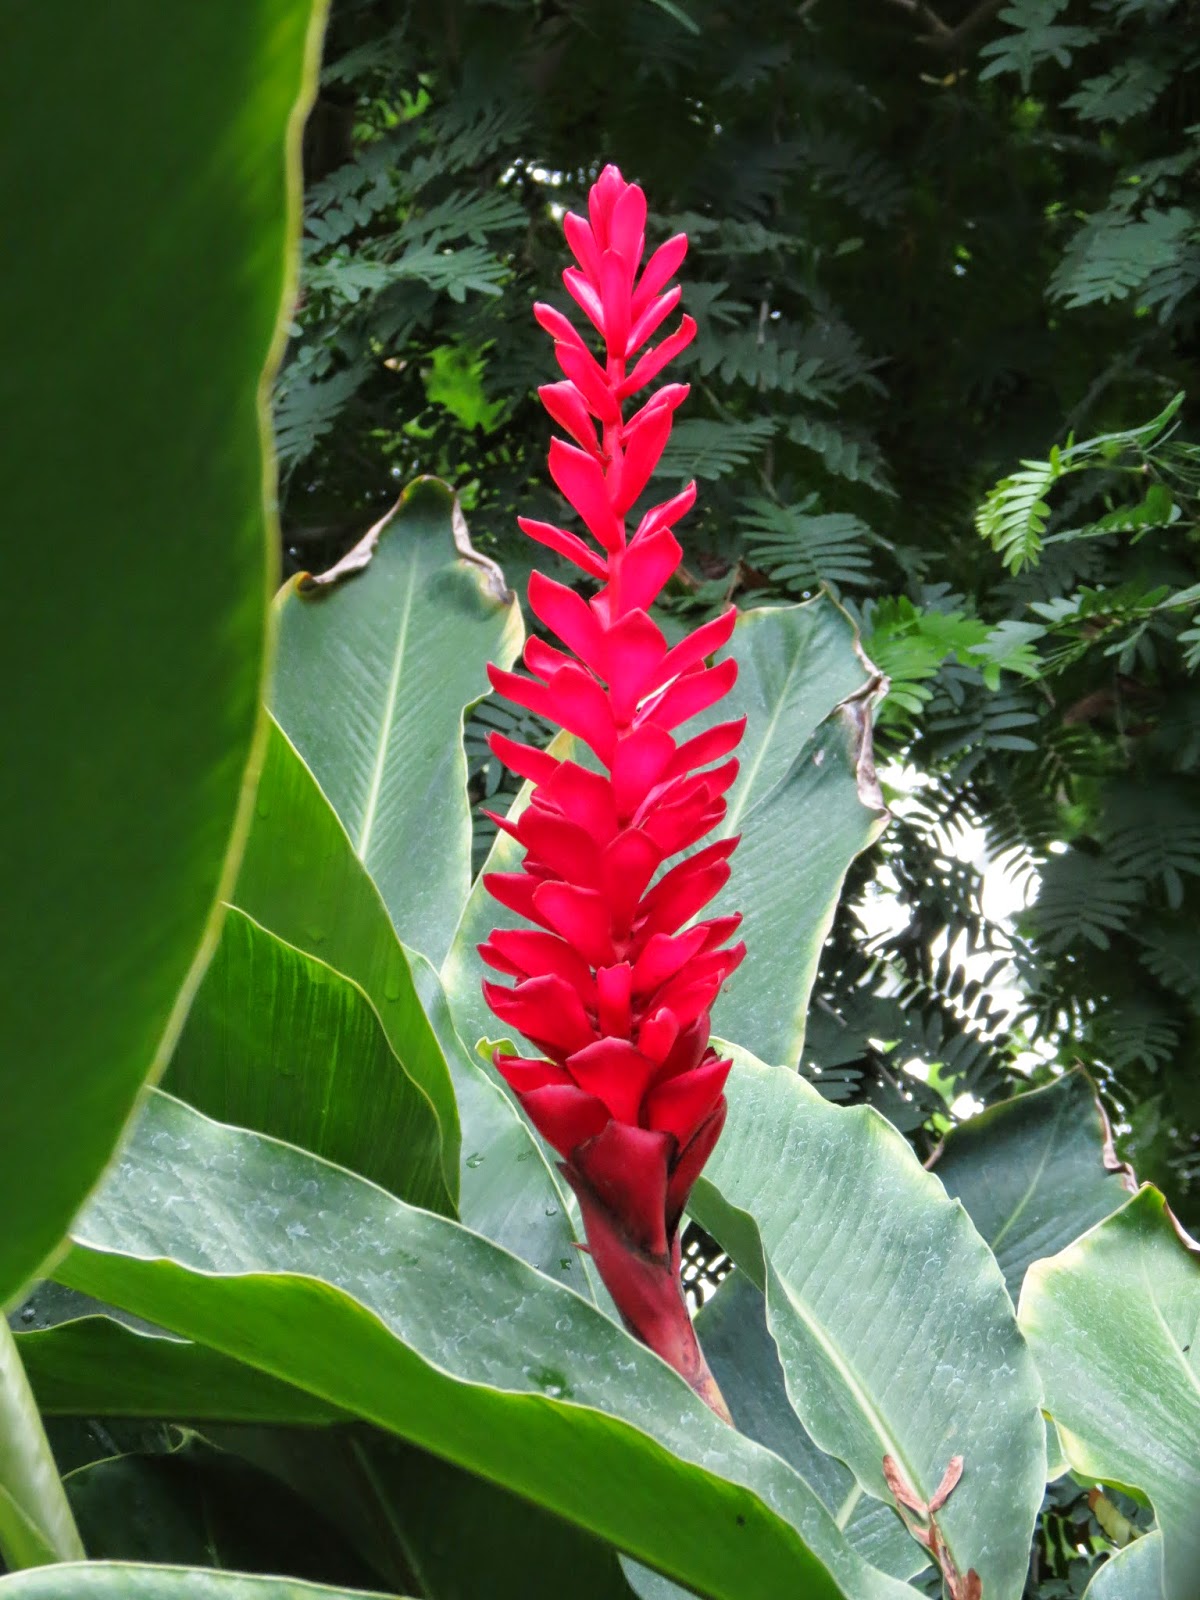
[482,165,741,1425]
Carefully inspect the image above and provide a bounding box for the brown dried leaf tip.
[882,1453,982,1600]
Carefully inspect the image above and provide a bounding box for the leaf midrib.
[356,563,417,859]
[1140,1249,1200,1418]
[987,1093,1069,1255]
[723,625,808,837]
[771,1269,919,1511]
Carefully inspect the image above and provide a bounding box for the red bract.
[481,164,742,1421]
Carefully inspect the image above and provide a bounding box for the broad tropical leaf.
[409,951,583,1285]
[0,0,322,1305]
[700,597,886,1065]
[1019,1188,1200,1600]
[931,1070,1132,1299]
[164,906,451,1214]
[19,1318,343,1427]
[63,1440,381,1587]
[232,718,460,1197]
[1083,1533,1165,1600]
[273,477,523,966]
[692,1045,1047,1600]
[0,1321,82,1567]
[695,1273,924,1583]
[54,1091,916,1600]
[0,1569,397,1600]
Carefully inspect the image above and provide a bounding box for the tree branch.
[883,0,1007,53]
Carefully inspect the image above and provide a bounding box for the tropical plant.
[271,0,1200,1237]
[4,6,1198,1600]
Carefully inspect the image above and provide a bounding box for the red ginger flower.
[481,164,742,1421]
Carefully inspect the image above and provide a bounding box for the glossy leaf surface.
[0,1568,396,1600]
[273,478,523,966]
[233,718,460,1196]
[932,1070,1131,1300]
[1020,1188,1200,1600]
[702,598,886,1065]
[19,1318,344,1426]
[693,1046,1047,1600]
[165,906,450,1214]
[1083,1534,1165,1600]
[1,0,320,1305]
[695,1273,924,1583]
[56,1092,916,1600]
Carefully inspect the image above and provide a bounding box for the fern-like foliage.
[1049,206,1198,312]
[741,497,874,594]
[1101,782,1200,908]
[786,413,892,492]
[978,0,1099,90]
[1026,849,1145,951]
[1137,920,1200,1004]
[1063,55,1171,123]
[975,454,1066,572]
[975,394,1186,571]
[1089,1000,1181,1073]
[274,364,371,471]
[652,416,776,481]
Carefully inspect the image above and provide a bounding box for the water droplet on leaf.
[523,1363,572,1400]
[466,1153,485,1168]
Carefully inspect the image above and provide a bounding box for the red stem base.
[563,1163,733,1425]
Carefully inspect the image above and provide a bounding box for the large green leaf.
[63,1440,382,1589]
[434,729,593,1285]
[692,1045,1047,1600]
[19,1318,344,1427]
[54,1091,916,1600]
[233,718,460,1197]
[272,477,523,966]
[164,906,450,1214]
[1,0,322,1305]
[215,1427,636,1600]
[694,1274,924,1583]
[409,952,583,1285]
[1019,1187,1200,1600]
[700,598,886,1066]
[931,1070,1132,1300]
[0,1320,82,1567]
[1084,1534,1165,1600]
[0,1569,396,1600]
[233,713,573,1276]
